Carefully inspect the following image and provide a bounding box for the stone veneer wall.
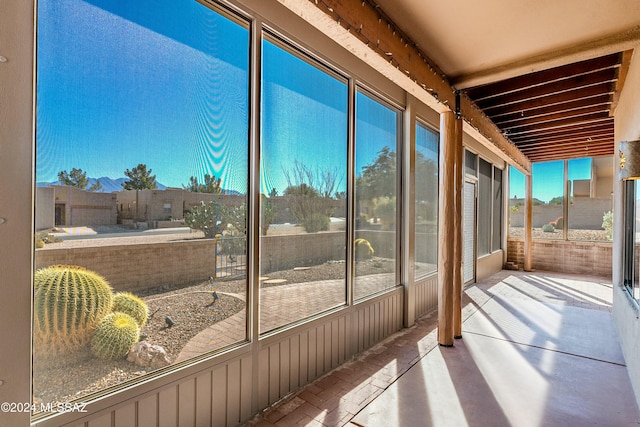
[507,238,612,277]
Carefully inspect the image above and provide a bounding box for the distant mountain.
[37,177,166,193]
[37,177,240,194]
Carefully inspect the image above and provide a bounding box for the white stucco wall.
[612,48,640,412]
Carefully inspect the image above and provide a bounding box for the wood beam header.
[279,0,531,174]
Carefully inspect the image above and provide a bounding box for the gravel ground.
[32,258,394,409]
[508,227,610,241]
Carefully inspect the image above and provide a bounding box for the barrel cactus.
[91,312,140,360]
[33,265,114,355]
[112,292,149,327]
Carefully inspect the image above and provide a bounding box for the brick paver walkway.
[176,273,395,362]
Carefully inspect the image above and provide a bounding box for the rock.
[127,341,171,368]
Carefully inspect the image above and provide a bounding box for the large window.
[34,0,249,407]
[623,180,639,298]
[354,90,400,300]
[509,157,611,241]
[508,166,526,238]
[568,158,612,241]
[477,158,493,256]
[532,160,565,239]
[259,38,348,333]
[414,122,439,277]
[477,157,503,256]
[492,168,503,251]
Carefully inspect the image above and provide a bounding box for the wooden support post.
[438,111,458,346]
[524,173,533,271]
[453,116,463,339]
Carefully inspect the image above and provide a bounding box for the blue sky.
[37,0,249,191]
[37,0,391,196]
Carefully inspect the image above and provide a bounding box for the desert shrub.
[91,312,140,360]
[355,238,374,261]
[602,210,613,240]
[33,265,113,355]
[302,212,331,233]
[261,195,276,236]
[112,292,149,327]
[35,231,62,247]
[284,184,333,233]
[542,223,555,232]
[184,199,225,238]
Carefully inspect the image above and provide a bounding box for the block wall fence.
[507,238,612,277]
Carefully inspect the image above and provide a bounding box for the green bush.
[302,213,330,233]
[33,265,114,355]
[355,238,374,261]
[91,312,140,360]
[542,223,555,232]
[184,200,225,239]
[602,210,613,240]
[112,292,149,327]
[261,195,276,236]
[35,231,62,248]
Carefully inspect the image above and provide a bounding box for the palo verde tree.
[58,168,102,192]
[183,174,222,194]
[122,163,157,190]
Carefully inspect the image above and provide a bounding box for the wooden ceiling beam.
[610,49,634,116]
[513,130,613,147]
[528,149,614,162]
[516,137,614,152]
[506,112,612,137]
[491,95,612,124]
[521,139,613,152]
[498,104,611,129]
[452,25,640,89]
[464,54,621,100]
[509,120,613,142]
[481,83,614,116]
[527,144,613,161]
[475,68,617,109]
[528,144,614,157]
[525,144,614,156]
[298,0,531,173]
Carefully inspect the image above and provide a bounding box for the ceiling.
[373,0,640,163]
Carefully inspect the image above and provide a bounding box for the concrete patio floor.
[245,270,640,427]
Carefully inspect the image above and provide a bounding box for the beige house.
[35,185,117,230]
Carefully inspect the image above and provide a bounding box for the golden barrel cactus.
[90,312,140,360]
[33,265,113,355]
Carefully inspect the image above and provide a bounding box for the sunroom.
[2,0,640,426]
